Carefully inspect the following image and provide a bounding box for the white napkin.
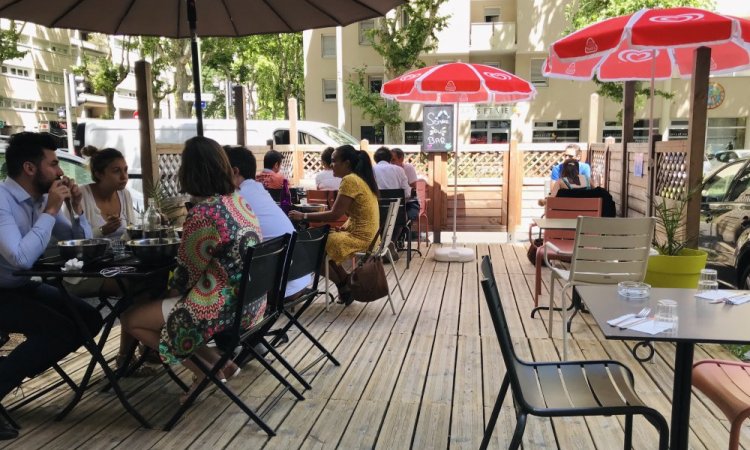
[695,290,750,304]
[626,319,675,335]
[62,258,83,272]
[725,294,750,305]
[607,313,635,326]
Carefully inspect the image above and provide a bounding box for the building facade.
[303,0,750,150]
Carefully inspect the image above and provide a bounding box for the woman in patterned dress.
[122,136,264,393]
[288,144,379,304]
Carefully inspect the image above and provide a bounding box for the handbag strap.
[358,233,381,267]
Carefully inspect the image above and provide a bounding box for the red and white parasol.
[381,63,535,261]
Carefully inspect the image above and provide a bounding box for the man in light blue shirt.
[223,146,312,299]
[0,133,102,439]
[550,144,591,181]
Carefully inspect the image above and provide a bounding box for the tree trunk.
[174,66,192,118]
[106,93,116,119]
[386,123,403,145]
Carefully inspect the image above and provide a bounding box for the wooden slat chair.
[545,217,654,359]
[692,359,750,450]
[479,255,668,450]
[531,197,603,318]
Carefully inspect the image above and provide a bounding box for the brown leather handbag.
[348,235,389,302]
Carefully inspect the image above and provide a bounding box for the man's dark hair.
[263,149,283,169]
[223,145,256,180]
[374,146,392,163]
[6,132,58,178]
[391,147,405,160]
[321,147,335,166]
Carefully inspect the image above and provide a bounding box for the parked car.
[0,149,92,184]
[704,149,750,174]
[699,156,750,288]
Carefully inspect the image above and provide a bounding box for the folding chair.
[415,179,430,251]
[479,255,668,450]
[379,188,420,269]
[163,234,297,435]
[266,188,282,202]
[267,226,340,376]
[545,217,654,359]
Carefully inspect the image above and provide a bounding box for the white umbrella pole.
[452,102,459,249]
[647,49,656,213]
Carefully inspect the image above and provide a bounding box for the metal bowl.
[126,238,180,264]
[58,238,109,261]
[126,225,171,239]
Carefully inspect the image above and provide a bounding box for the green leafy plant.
[145,179,187,226]
[725,344,750,361]
[652,196,688,256]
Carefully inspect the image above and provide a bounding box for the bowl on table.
[126,238,180,264]
[58,238,110,261]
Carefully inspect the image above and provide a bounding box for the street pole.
[62,69,74,152]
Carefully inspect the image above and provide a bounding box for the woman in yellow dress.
[289,144,379,304]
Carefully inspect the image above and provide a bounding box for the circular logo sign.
[707,82,725,110]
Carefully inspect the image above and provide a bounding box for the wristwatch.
[304,213,308,220]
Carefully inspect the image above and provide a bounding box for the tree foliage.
[346,0,449,143]
[137,37,184,118]
[0,21,27,65]
[564,0,715,114]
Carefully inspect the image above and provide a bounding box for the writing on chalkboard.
[422,105,454,152]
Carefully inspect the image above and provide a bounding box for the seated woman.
[121,136,265,398]
[550,158,590,197]
[288,144,379,305]
[315,146,341,190]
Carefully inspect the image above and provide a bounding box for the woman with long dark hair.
[551,158,590,197]
[289,144,379,304]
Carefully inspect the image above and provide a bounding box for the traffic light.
[67,73,87,107]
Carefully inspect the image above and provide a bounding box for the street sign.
[182,92,215,102]
[192,101,207,110]
[57,106,66,119]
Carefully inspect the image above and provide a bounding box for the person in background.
[288,145,379,305]
[0,132,103,439]
[550,159,590,197]
[550,144,591,181]
[122,137,262,402]
[390,147,420,221]
[255,149,287,189]
[223,145,312,300]
[315,147,341,190]
[372,146,410,199]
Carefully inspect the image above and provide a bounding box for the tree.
[346,0,449,144]
[75,34,136,118]
[565,0,714,111]
[137,37,181,118]
[0,20,27,65]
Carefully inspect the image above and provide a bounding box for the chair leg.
[509,413,527,450]
[547,271,556,339]
[729,416,746,450]
[387,249,406,301]
[534,250,544,310]
[624,414,633,450]
[644,411,670,450]
[385,288,396,315]
[260,338,312,391]
[0,405,19,430]
[561,283,571,361]
[324,256,330,312]
[283,310,339,366]
[479,374,510,450]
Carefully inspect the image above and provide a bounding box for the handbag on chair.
[348,236,389,302]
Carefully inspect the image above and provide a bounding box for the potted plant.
[644,195,707,288]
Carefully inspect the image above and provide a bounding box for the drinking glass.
[698,268,719,292]
[655,299,678,329]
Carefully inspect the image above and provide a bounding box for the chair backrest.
[282,225,330,293]
[480,256,527,403]
[267,188,282,202]
[376,198,401,253]
[416,179,428,216]
[544,196,602,242]
[306,189,335,208]
[232,233,294,337]
[379,188,408,228]
[568,216,655,284]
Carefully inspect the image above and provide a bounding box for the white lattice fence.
[524,150,566,178]
[655,151,688,200]
[446,151,503,181]
[303,151,324,179]
[590,146,608,187]
[158,153,182,196]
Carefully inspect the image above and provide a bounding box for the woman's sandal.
[336,285,354,305]
[180,362,241,405]
[115,353,159,378]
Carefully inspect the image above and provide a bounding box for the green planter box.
[644,248,708,289]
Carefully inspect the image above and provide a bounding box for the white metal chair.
[545,216,655,359]
[325,198,405,313]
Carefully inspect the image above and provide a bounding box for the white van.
[74,119,360,208]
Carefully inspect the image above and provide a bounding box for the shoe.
[220,361,241,382]
[0,415,18,441]
[336,285,354,305]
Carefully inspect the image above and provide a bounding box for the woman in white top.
[315,146,342,190]
[79,146,137,239]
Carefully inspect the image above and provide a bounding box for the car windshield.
[703,160,745,202]
[321,125,359,146]
[0,153,93,185]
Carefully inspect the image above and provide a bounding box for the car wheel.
[740,263,750,290]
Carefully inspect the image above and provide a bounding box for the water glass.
[110,238,126,256]
[655,299,678,329]
[698,268,719,292]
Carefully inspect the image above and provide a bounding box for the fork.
[614,307,651,328]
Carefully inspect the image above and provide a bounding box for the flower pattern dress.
[159,192,264,364]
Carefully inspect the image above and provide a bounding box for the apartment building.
[303,0,750,150]
[0,20,139,138]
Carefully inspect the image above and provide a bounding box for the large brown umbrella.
[0,0,404,134]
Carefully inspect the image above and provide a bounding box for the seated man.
[390,147,420,222]
[224,146,312,299]
[255,149,287,189]
[551,144,591,181]
[372,147,411,199]
[0,132,103,440]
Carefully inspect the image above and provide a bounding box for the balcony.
[470,22,516,54]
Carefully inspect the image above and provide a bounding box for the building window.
[405,121,422,145]
[321,35,336,58]
[359,19,375,45]
[437,59,453,65]
[12,100,34,111]
[400,10,410,28]
[530,59,547,86]
[37,104,59,113]
[368,75,383,94]
[361,125,384,144]
[3,66,31,78]
[322,79,337,101]
[707,118,746,153]
[48,44,69,55]
[470,120,510,144]
[532,120,581,143]
[484,7,501,22]
[603,119,660,143]
[36,71,63,84]
[483,62,500,69]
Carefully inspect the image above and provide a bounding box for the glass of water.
[655,299,678,330]
[698,268,719,292]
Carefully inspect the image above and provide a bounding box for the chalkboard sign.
[422,105,454,152]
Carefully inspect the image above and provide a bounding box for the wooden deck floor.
[2,243,749,449]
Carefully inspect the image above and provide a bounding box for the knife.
[619,317,651,329]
